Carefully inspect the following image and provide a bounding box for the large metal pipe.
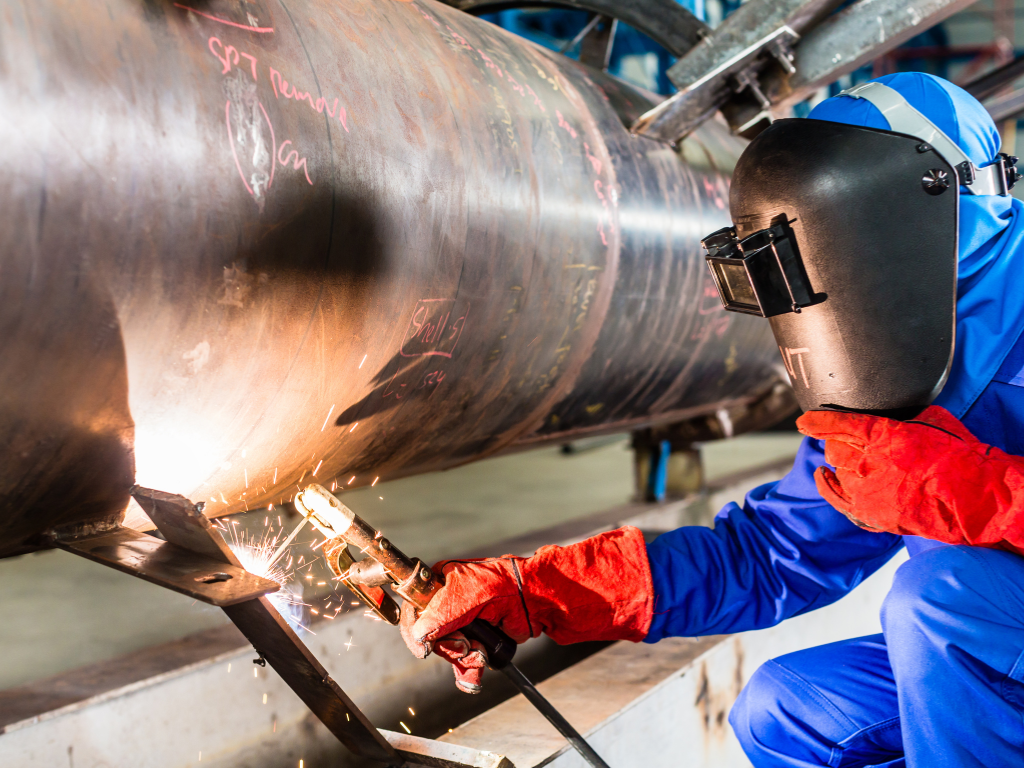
[0,0,781,557]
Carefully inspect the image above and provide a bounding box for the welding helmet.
[702,81,1020,417]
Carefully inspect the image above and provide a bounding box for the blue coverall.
[645,73,1024,767]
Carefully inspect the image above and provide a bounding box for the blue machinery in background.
[482,2,964,107]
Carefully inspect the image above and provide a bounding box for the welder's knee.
[729,659,835,768]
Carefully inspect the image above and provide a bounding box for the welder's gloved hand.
[797,405,1024,552]
[399,526,653,693]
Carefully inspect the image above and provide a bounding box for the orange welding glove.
[399,526,653,693]
[798,405,1024,552]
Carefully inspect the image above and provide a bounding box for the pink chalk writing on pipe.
[556,110,578,139]
[209,37,258,80]
[269,67,350,132]
[175,4,275,33]
[277,140,313,185]
[400,299,470,359]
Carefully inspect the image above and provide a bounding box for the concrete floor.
[0,432,802,692]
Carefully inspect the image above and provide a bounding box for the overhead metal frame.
[630,0,982,143]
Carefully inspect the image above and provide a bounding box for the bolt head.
[922,168,950,195]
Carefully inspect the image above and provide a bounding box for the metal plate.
[56,528,279,607]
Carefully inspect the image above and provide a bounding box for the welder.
[399,72,1024,767]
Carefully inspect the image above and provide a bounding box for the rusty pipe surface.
[0,0,781,557]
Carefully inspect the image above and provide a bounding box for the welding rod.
[460,619,611,768]
[269,516,308,566]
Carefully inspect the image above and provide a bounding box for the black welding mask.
[703,81,1019,417]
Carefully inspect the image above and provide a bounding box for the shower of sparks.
[224,522,307,634]
[359,354,367,369]
[321,404,336,431]
[349,422,359,433]
[372,477,379,487]
[313,459,323,476]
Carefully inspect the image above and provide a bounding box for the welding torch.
[291,483,612,768]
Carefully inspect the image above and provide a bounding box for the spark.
[325,613,335,619]
[346,714,350,722]
[199,753,202,762]
[321,404,336,431]
[278,515,282,526]
[400,722,411,734]
[359,354,367,368]
[317,581,326,586]
[348,476,355,484]
[379,496,383,500]
[228,663,232,673]
[311,608,319,615]
[345,638,356,651]
[300,761,304,768]
[311,538,327,551]
[244,467,248,488]
[273,467,278,484]
[313,459,323,476]
[408,707,416,716]
[254,668,258,678]
[351,601,359,605]
[273,720,277,733]
[372,477,379,486]
[299,470,307,482]
[263,693,268,704]
[331,481,337,491]
[220,492,228,503]
[264,516,269,527]
[349,422,359,433]
[226,526,307,633]
[325,602,332,609]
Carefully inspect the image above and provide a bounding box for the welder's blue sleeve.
[644,437,905,641]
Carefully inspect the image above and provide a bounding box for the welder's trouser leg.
[729,546,1024,768]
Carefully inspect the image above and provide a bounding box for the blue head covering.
[808,72,1024,418]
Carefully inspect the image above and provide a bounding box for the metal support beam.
[632,0,980,143]
[132,487,406,766]
[774,0,979,109]
[632,0,841,141]
[964,53,1024,100]
[578,17,618,71]
[381,731,515,768]
[54,526,279,606]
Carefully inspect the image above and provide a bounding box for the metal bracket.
[57,486,519,767]
[131,487,407,765]
[54,526,280,606]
